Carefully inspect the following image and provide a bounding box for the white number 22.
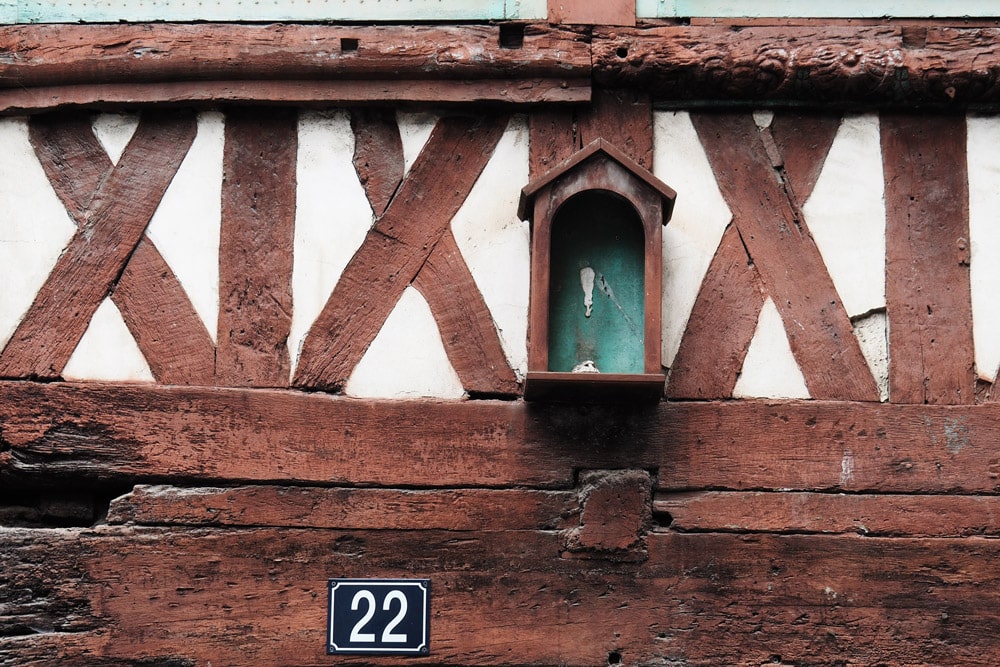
[349,589,409,643]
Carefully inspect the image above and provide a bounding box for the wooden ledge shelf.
[523,371,666,403]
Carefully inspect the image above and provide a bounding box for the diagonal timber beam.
[293,113,510,392]
[26,113,215,386]
[690,112,880,402]
[0,112,198,380]
[668,113,842,399]
[349,109,518,397]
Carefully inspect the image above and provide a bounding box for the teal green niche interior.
[547,190,645,374]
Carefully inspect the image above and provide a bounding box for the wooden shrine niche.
[518,139,676,402]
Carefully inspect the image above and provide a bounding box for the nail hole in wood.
[616,46,629,59]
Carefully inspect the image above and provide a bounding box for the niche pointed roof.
[518,138,677,224]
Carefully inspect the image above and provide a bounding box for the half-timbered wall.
[4,17,1000,667]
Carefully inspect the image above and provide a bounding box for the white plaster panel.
[0,117,76,350]
[345,285,464,399]
[91,112,140,165]
[853,310,889,402]
[967,115,1000,381]
[652,110,733,369]
[397,111,439,175]
[450,115,530,379]
[802,113,886,318]
[63,298,154,382]
[145,111,225,342]
[290,110,375,371]
[733,297,810,399]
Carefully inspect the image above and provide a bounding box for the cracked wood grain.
[216,108,297,388]
[882,113,976,404]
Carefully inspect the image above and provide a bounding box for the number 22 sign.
[327,579,430,655]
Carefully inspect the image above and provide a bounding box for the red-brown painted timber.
[667,113,841,398]
[349,108,404,218]
[0,78,591,114]
[666,224,764,398]
[216,108,297,388]
[26,115,215,385]
[0,112,197,379]
[349,110,518,397]
[692,112,879,402]
[107,485,577,531]
[658,491,1000,537]
[593,25,1000,108]
[881,114,976,404]
[529,87,652,180]
[2,527,999,666]
[0,24,591,88]
[293,114,509,392]
[3,382,1000,493]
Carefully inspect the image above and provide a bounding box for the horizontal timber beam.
[594,24,1000,108]
[3,23,1000,109]
[2,526,998,665]
[0,23,591,111]
[3,382,1000,493]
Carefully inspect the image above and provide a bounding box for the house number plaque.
[327,579,430,655]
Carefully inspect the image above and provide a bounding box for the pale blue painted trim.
[8,0,545,24]
[0,0,14,24]
[638,0,1000,18]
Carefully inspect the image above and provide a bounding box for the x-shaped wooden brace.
[293,112,518,396]
[669,112,880,401]
[0,111,213,383]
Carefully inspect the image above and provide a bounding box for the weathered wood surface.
[3,382,1000,493]
[658,491,1000,537]
[26,113,215,385]
[667,113,841,398]
[529,87,652,179]
[349,110,519,397]
[216,108,297,388]
[666,224,764,399]
[0,24,591,87]
[293,114,509,392]
[882,114,976,405]
[3,527,999,666]
[7,24,1000,109]
[107,485,577,531]
[594,25,1000,108]
[0,112,197,380]
[0,78,591,114]
[692,113,880,402]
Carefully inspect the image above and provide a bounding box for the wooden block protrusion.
[549,0,635,26]
[564,469,652,559]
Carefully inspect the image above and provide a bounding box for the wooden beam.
[349,110,519,397]
[593,25,1000,108]
[0,78,591,114]
[216,108,297,388]
[0,23,590,112]
[3,382,1000,493]
[881,114,976,404]
[691,112,880,401]
[107,485,577,531]
[666,224,764,399]
[658,491,1000,537]
[27,115,216,385]
[293,114,509,392]
[3,526,999,665]
[0,23,590,88]
[0,113,197,379]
